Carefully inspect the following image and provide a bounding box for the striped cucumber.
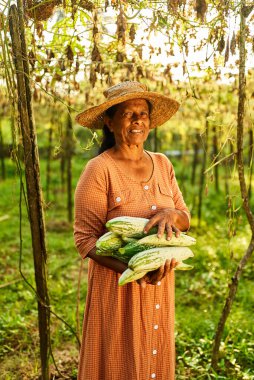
[106,216,157,238]
[119,260,193,286]
[121,236,138,244]
[96,231,123,252]
[119,232,196,256]
[96,248,113,256]
[111,251,130,263]
[128,246,194,273]
[175,261,193,271]
[96,248,129,263]
[118,268,147,286]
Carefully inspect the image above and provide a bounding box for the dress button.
[116,197,121,202]
[157,281,161,286]
[152,349,157,355]
[155,304,160,309]
[151,373,156,378]
[151,205,157,210]
[154,324,159,330]
[144,185,149,190]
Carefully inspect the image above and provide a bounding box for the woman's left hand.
[137,258,178,288]
[143,208,181,240]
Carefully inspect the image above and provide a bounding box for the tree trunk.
[197,114,209,226]
[212,1,254,368]
[191,132,199,186]
[0,121,6,180]
[60,118,65,194]
[224,142,233,195]
[212,125,219,192]
[46,124,53,203]
[248,128,253,198]
[66,112,73,223]
[9,4,50,379]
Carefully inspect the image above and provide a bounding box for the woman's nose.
[132,113,142,122]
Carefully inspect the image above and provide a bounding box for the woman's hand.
[144,208,181,240]
[137,258,178,288]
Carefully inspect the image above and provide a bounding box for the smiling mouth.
[129,129,143,134]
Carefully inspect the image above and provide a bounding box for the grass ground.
[0,154,254,379]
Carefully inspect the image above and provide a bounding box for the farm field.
[1,0,254,378]
[0,155,254,379]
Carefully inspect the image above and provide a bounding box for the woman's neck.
[110,144,145,161]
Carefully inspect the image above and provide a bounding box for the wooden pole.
[197,112,209,226]
[46,123,53,203]
[191,132,199,186]
[66,110,73,223]
[0,120,6,180]
[248,129,253,199]
[9,4,50,379]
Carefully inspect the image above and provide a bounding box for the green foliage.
[0,151,254,378]
[1,0,254,377]
[175,221,254,378]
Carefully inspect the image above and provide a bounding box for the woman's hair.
[98,105,117,154]
[98,100,152,155]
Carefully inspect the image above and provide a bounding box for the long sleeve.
[74,157,108,259]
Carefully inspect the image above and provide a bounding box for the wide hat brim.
[75,91,180,129]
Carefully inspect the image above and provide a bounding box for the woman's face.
[105,98,151,148]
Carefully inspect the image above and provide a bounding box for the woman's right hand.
[137,258,178,288]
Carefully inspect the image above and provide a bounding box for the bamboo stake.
[9,4,50,379]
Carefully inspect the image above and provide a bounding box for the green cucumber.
[128,246,194,273]
[120,232,196,256]
[118,268,147,286]
[106,216,157,238]
[96,231,123,252]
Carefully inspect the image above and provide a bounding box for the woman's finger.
[170,258,178,270]
[165,223,173,240]
[149,266,164,284]
[172,225,181,238]
[143,216,158,234]
[163,259,171,276]
[137,276,149,288]
[150,260,172,284]
[157,221,166,238]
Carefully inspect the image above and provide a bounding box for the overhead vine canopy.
[1,0,254,108]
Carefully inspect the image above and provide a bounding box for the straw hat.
[75,81,180,129]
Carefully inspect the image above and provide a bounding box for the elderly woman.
[74,81,190,380]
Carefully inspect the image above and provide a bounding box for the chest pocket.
[108,189,135,212]
[158,182,175,208]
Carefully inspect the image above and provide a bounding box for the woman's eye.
[122,111,149,118]
[123,112,133,118]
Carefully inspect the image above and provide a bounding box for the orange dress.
[74,151,190,380]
